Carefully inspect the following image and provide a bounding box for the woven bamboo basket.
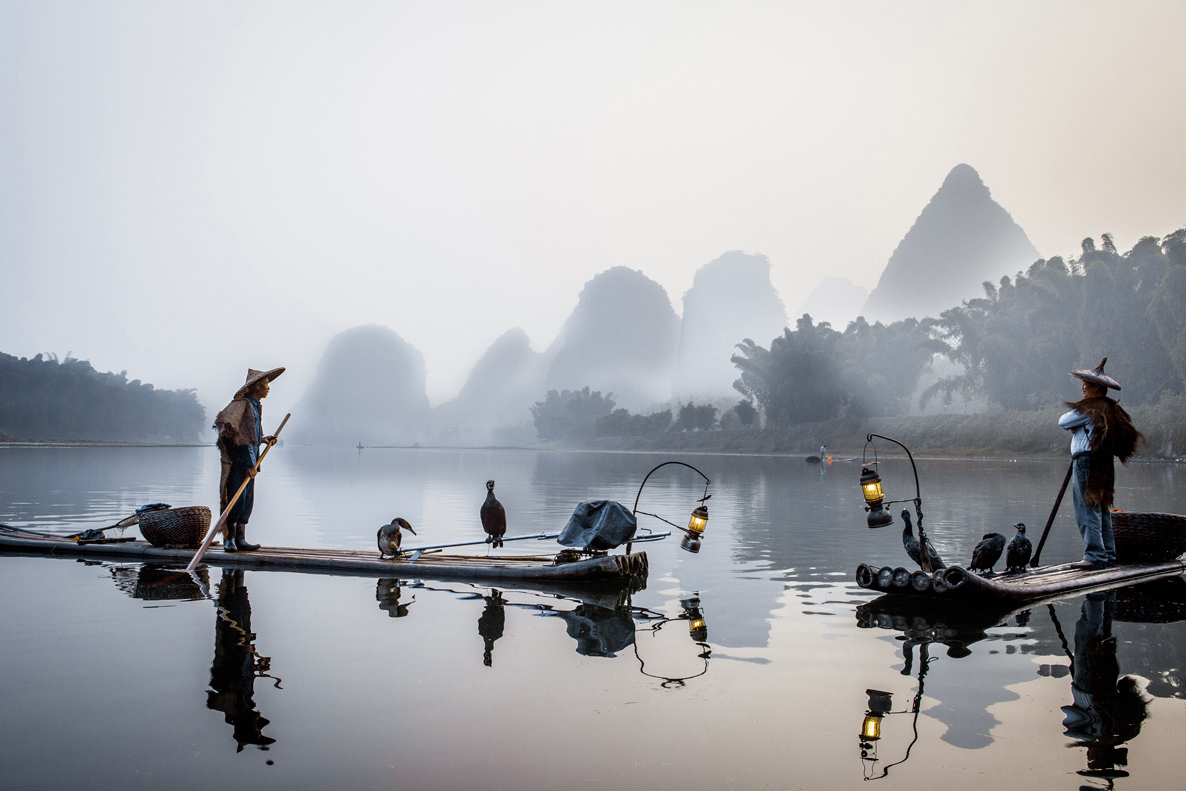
[138,505,211,549]
[1111,511,1186,563]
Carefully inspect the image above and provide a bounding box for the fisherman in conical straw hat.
[1058,358,1143,570]
[213,367,284,552]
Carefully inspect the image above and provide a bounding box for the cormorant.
[970,533,1007,575]
[1005,523,1032,572]
[377,517,416,559]
[481,480,507,549]
[901,509,945,570]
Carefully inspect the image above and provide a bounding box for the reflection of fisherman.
[1061,592,1148,777]
[478,590,505,667]
[1058,359,1142,569]
[214,367,284,553]
[207,569,275,751]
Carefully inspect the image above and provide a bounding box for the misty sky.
[2,1,1183,416]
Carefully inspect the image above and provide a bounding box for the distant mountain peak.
[860,164,1039,324]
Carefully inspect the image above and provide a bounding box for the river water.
[1,445,1184,791]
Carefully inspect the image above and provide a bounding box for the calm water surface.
[2,446,1184,790]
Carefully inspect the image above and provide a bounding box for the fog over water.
[2,2,1184,417]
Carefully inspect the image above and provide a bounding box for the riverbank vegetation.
[570,229,1186,458]
[0,353,206,443]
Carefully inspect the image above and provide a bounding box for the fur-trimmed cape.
[1063,396,1144,509]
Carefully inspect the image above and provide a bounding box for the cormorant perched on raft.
[1005,523,1032,572]
[377,517,416,559]
[901,509,945,569]
[481,480,506,549]
[970,532,1007,575]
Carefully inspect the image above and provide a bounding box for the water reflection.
[855,577,1186,785]
[207,569,277,752]
[375,579,415,618]
[1057,592,1148,783]
[477,589,505,666]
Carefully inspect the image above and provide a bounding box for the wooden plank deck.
[0,525,649,583]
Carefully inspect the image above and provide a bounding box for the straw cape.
[1070,357,1121,391]
[234,367,285,399]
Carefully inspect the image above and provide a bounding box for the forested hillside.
[0,353,206,442]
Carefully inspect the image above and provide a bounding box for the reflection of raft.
[855,559,1186,603]
[0,525,649,584]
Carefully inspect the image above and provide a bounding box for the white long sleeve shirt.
[1059,409,1093,455]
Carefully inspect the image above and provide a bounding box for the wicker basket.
[138,505,211,549]
[1112,511,1186,563]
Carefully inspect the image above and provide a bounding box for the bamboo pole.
[1030,460,1074,567]
[185,413,290,572]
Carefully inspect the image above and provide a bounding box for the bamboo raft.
[0,525,649,584]
[855,558,1186,603]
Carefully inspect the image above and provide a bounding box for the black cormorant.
[901,509,945,569]
[481,480,507,549]
[377,517,416,558]
[970,533,1007,575]
[1005,523,1032,572]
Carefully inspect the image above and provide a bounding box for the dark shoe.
[1069,560,1107,570]
[234,522,260,552]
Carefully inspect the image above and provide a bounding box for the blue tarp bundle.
[557,500,638,550]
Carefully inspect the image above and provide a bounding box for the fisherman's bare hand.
[263,435,278,447]
[247,467,258,478]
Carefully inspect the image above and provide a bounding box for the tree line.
[533,227,1186,448]
[0,352,207,442]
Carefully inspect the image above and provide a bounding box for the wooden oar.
[185,413,290,572]
[1030,460,1074,567]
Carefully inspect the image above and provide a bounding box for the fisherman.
[1058,359,1142,570]
[214,367,284,552]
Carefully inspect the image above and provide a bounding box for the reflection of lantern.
[860,690,892,742]
[680,505,710,553]
[681,596,708,642]
[860,467,893,529]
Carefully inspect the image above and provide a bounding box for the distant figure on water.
[481,480,507,548]
[214,367,284,553]
[1058,359,1142,570]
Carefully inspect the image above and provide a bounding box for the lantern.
[680,504,709,553]
[860,466,893,528]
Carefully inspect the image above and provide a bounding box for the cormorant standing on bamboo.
[377,517,416,558]
[970,533,1007,575]
[481,480,506,549]
[1005,523,1032,572]
[901,509,945,570]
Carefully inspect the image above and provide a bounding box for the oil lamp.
[680,504,710,553]
[860,466,893,528]
[860,690,892,742]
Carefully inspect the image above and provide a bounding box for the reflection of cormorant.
[376,579,414,618]
[1061,591,1149,778]
[207,569,276,751]
[477,590,506,666]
